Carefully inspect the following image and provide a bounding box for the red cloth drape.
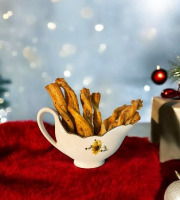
[0,121,180,200]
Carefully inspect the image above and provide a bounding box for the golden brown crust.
[45,83,75,132]
[99,100,143,134]
[127,111,141,125]
[46,77,143,137]
[107,121,118,131]
[117,99,143,126]
[91,93,102,135]
[131,99,143,110]
[80,88,93,130]
[98,119,109,136]
[68,105,93,137]
[98,105,126,135]
[55,78,80,113]
[108,105,127,126]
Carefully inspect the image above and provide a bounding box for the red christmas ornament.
[151,66,167,85]
[161,88,179,98]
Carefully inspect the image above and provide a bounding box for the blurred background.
[0,0,180,124]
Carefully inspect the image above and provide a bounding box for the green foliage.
[168,56,180,82]
[0,75,11,109]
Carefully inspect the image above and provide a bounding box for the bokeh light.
[0,0,180,123]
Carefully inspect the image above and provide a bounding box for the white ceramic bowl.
[37,107,132,169]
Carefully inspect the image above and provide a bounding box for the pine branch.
[0,77,11,85]
[0,75,11,110]
[0,88,8,93]
[168,59,180,82]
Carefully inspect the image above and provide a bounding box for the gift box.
[151,96,180,162]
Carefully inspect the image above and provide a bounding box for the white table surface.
[127,123,150,138]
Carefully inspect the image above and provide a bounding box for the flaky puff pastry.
[98,99,143,136]
[45,83,75,132]
[68,105,93,137]
[80,88,94,133]
[91,93,102,135]
[46,77,143,137]
[117,99,143,126]
[98,105,126,136]
[55,78,80,113]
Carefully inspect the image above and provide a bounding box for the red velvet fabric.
[0,121,180,200]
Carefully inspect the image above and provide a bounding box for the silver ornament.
[164,171,180,200]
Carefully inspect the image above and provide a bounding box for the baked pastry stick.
[117,99,143,126]
[98,119,109,136]
[108,111,141,130]
[125,111,141,125]
[45,83,75,132]
[68,105,94,137]
[55,78,80,113]
[80,88,94,132]
[106,105,127,131]
[99,99,143,135]
[98,105,126,135]
[91,92,102,135]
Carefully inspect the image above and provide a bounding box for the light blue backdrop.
[0,0,180,123]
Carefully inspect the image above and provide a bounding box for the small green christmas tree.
[0,75,11,110]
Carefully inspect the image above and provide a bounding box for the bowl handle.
[37,107,59,148]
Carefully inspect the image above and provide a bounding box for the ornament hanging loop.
[178,82,180,93]
[175,171,180,180]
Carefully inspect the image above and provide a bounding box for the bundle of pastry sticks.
[45,78,143,137]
